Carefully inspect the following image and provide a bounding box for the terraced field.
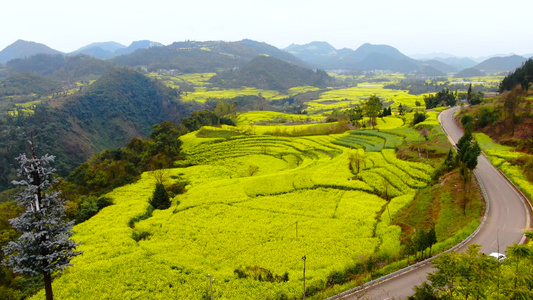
[33,119,439,299]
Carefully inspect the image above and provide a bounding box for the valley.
[0,38,532,299]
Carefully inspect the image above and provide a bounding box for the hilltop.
[3,54,115,80]
[287,42,435,74]
[0,40,63,64]
[208,55,332,90]
[286,42,527,75]
[471,55,527,74]
[71,40,164,59]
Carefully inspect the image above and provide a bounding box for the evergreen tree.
[415,229,429,259]
[456,131,481,214]
[443,149,456,172]
[2,143,82,300]
[427,226,437,256]
[149,183,171,210]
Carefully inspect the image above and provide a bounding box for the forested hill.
[3,54,115,81]
[499,58,533,92]
[0,72,62,96]
[0,68,198,191]
[208,55,333,90]
[63,68,190,150]
[111,39,306,72]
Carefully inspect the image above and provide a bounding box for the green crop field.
[305,86,425,114]
[23,69,493,298]
[30,112,453,300]
[182,87,282,103]
[146,72,429,114]
[235,111,324,126]
[147,72,216,89]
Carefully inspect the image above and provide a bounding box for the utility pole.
[302,255,307,300]
[206,274,214,300]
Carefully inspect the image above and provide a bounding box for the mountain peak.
[74,41,126,53]
[0,40,63,64]
[354,43,403,57]
[473,55,527,73]
[284,41,336,53]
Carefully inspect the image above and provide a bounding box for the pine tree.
[456,131,481,214]
[149,183,171,210]
[2,142,82,300]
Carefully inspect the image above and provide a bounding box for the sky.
[2,0,532,58]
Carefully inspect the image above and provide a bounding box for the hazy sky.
[2,0,532,58]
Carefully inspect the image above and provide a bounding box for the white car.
[489,252,506,261]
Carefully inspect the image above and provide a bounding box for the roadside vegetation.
[457,59,533,201]
[407,58,533,300]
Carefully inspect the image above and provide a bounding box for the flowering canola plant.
[33,120,436,299]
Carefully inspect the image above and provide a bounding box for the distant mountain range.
[0,39,163,63]
[0,39,530,76]
[70,40,164,59]
[285,41,529,75]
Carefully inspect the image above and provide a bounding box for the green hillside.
[112,39,306,73]
[209,56,333,91]
[4,54,115,80]
[499,58,533,92]
[63,68,185,149]
[0,72,62,96]
[0,68,196,191]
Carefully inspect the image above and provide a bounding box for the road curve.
[337,106,531,300]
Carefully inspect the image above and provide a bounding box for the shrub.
[413,112,426,125]
[305,280,324,297]
[167,182,186,198]
[129,205,154,228]
[132,231,151,242]
[476,107,499,128]
[233,265,289,283]
[75,196,99,224]
[326,269,346,285]
[96,196,113,210]
[74,196,114,224]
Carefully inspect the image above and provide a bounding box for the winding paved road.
[336,106,531,299]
